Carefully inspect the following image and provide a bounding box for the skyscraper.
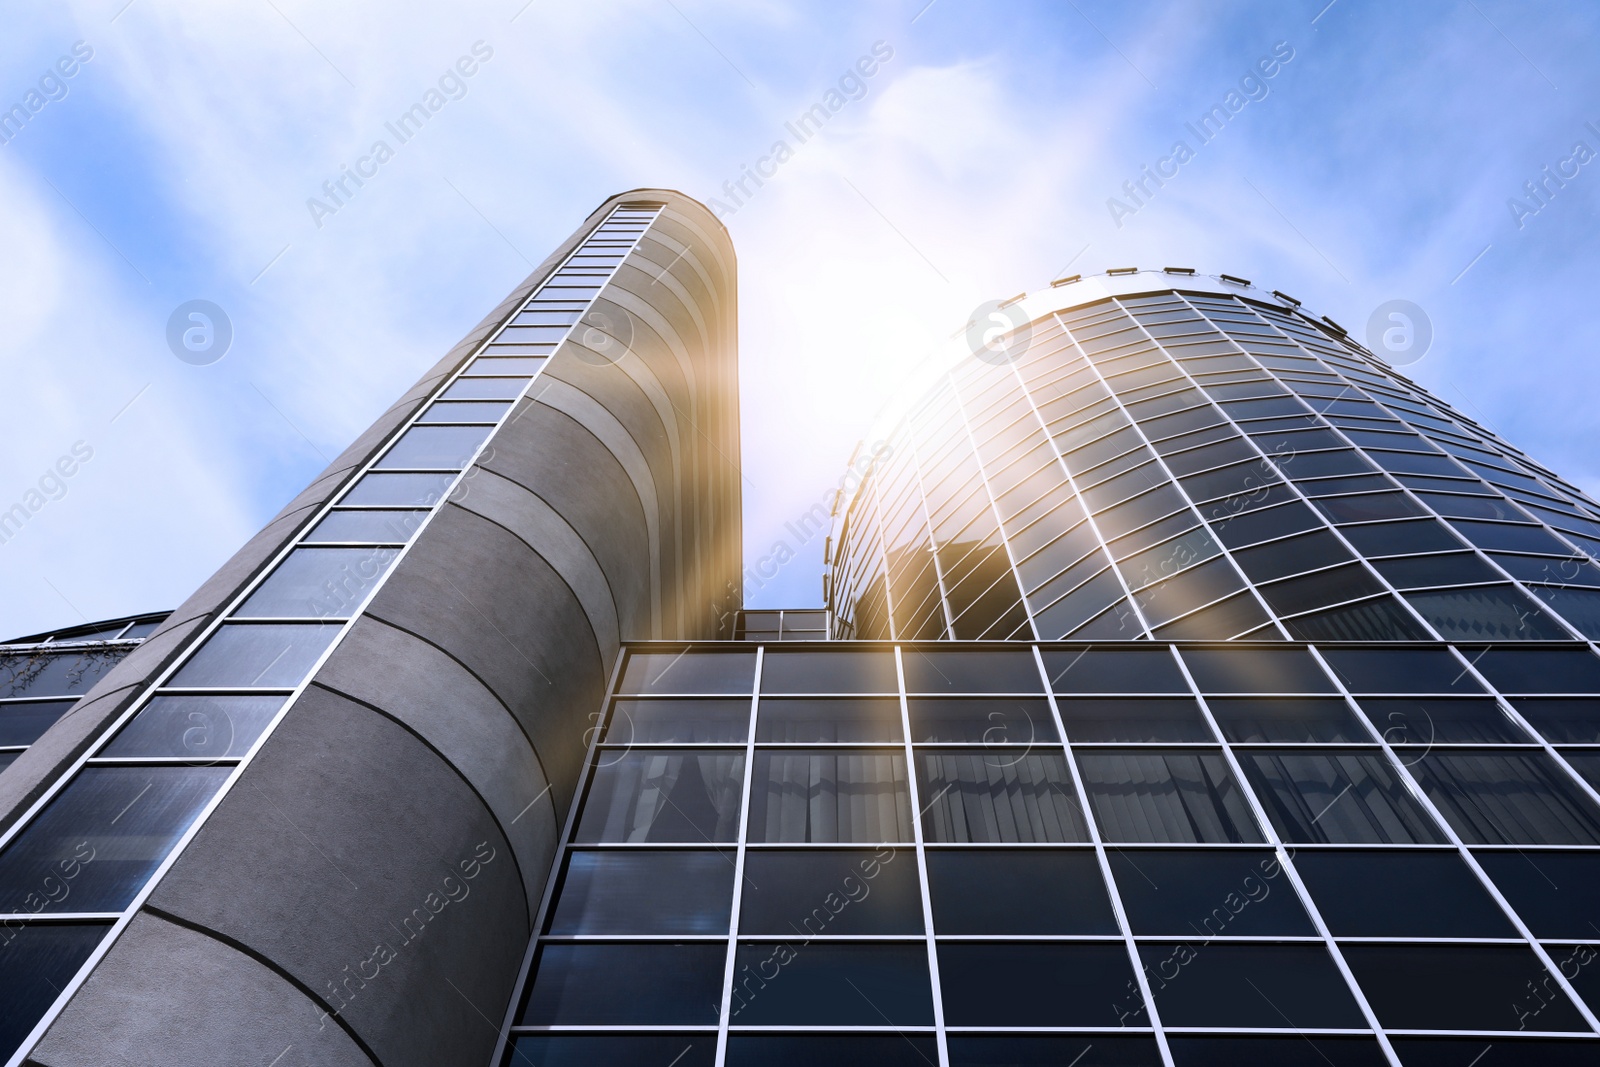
[1,203,1599,1067]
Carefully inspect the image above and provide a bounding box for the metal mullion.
[713,646,762,1067]
[901,410,958,638]
[893,646,949,1067]
[1165,644,1404,1066]
[1303,643,1600,1037]
[1031,644,1177,1067]
[1220,300,1589,641]
[1007,327,1152,638]
[1069,334,1288,640]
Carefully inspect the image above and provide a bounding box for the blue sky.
[1,0,1598,637]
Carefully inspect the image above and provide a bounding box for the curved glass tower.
[831,270,1600,644]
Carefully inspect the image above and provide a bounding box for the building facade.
[0,217,1598,1067]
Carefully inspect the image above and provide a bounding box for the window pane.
[340,471,455,506]
[1109,849,1313,936]
[926,849,1116,934]
[1180,648,1336,693]
[1408,751,1600,845]
[1042,648,1189,692]
[618,652,755,694]
[739,849,921,934]
[1388,1038,1600,1066]
[1405,586,1572,640]
[0,923,110,1060]
[725,1035,939,1067]
[235,547,398,619]
[1239,750,1444,844]
[1356,697,1531,744]
[604,699,749,744]
[169,624,340,688]
[729,942,932,1025]
[373,424,491,469]
[0,699,76,746]
[438,377,524,401]
[948,1036,1163,1067]
[0,766,230,912]
[759,652,896,693]
[919,752,1089,843]
[1140,943,1364,1028]
[1338,519,1464,556]
[755,698,903,743]
[103,694,287,758]
[415,399,512,423]
[0,649,124,700]
[1342,944,1586,1032]
[902,650,1041,693]
[1165,1037,1388,1067]
[547,850,733,934]
[906,698,1058,743]
[1294,849,1516,937]
[939,943,1138,1027]
[575,751,744,843]
[304,510,427,544]
[1320,648,1484,693]
[1207,697,1370,743]
[520,943,723,1024]
[1513,699,1600,743]
[1077,750,1262,843]
[748,751,911,843]
[509,1035,715,1067]
[1057,697,1213,742]
[1476,850,1600,938]
[1471,648,1600,693]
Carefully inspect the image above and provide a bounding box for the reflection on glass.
[739,849,921,935]
[340,472,455,506]
[548,850,732,934]
[520,943,724,1025]
[1207,698,1370,743]
[1057,697,1212,742]
[919,752,1088,843]
[755,698,903,743]
[305,510,427,544]
[509,1036,715,1067]
[907,698,1059,744]
[928,849,1116,934]
[575,751,743,843]
[1408,751,1600,845]
[0,700,77,747]
[103,694,288,759]
[1239,749,1443,844]
[1076,750,1261,843]
[373,425,492,469]
[748,751,911,843]
[729,942,932,1026]
[235,547,398,619]
[617,652,755,695]
[0,923,110,1059]
[604,699,749,744]
[170,624,340,689]
[0,766,230,912]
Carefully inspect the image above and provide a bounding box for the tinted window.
[1293,849,1516,936]
[1077,750,1262,843]
[749,751,911,843]
[548,850,733,935]
[1476,850,1600,938]
[236,546,401,618]
[618,652,755,694]
[1409,751,1600,845]
[1043,648,1188,693]
[1355,697,1530,744]
[760,651,897,693]
[604,699,749,744]
[510,1035,715,1067]
[755,697,903,743]
[1471,648,1600,693]
[939,943,1136,1026]
[520,943,724,1025]
[1231,529,1353,583]
[926,849,1116,934]
[169,623,341,688]
[906,698,1058,743]
[739,849,921,935]
[0,924,110,1060]
[340,471,455,506]
[729,942,932,1025]
[1057,698,1214,742]
[0,699,76,747]
[104,694,288,758]
[1139,943,1364,1028]
[1180,648,1336,693]
[1166,1037,1387,1067]
[305,509,427,543]
[1338,519,1464,556]
[1239,750,1444,844]
[1208,697,1370,743]
[576,751,744,843]
[1342,944,1586,1032]
[1514,700,1600,743]
[902,650,1041,692]
[0,766,230,913]
[1320,648,1483,693]
[1109,849,1313,936]
[0,650,124,700]
[374,424,492,468]
[1387,1038,1600,1066]
[919,752,1089,843]
[948,1035,1162,1067]
[725,1035,938,1067]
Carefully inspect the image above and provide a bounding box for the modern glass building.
[1,205,1599,1067]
